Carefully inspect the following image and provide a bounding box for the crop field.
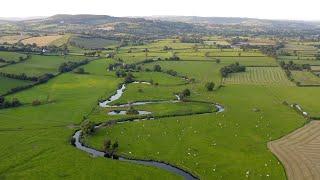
[21,35,64,46]
[223,67,293,85]
[70,36,120,49]
[291,71,320,85]
[0,76,33,95]
[0,51,27,62]
[269,121,320,180]
[0,34,30,44]
[311,66,320,71]
[0,55,87,76]
[49,34,71,47]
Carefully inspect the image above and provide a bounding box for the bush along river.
[72,82,224,180]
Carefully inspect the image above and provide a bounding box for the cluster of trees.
[165,54,180,61]
[84,52,98,57]
[126,105,139,115]
[0,55,29,64]
[178,89,191,101]
[179,36,203,43]
[153,64,162,72]
[166,69,178,76]
[0,73,54,95]
[73,68,87,74]
[163,46,173,51]
[279,61,311,71]
[58,60,89,73]
[0,43,68,54]
[0,72,38,81]
[0,96,21,109]
[220,62,246,77]
[103,139,119,159]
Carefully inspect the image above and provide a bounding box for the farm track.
[268,121,320,180]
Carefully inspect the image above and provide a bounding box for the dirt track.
[268,121,320,180]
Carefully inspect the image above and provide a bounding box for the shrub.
[205,82,215,91]
[81,120,95,135]
[153,64,162,72]
[32,99,41,106]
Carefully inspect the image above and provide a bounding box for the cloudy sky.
[1,0,319,21]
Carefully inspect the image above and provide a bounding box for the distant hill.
[143,16,320,29]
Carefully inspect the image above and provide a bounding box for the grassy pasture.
[133,72,186,85]
[291,71,320,85]
[0,51,27,62]
[0,76,33,95]
[89,101,214,123]
[223,67,293,85]
[0,67,178,179]
[85,84,305,179]
[21,35,64,46]
[143,61,223,85]
[0,55,87,76]
[70,36,119,49]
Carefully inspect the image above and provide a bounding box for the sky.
[1,0,320,21]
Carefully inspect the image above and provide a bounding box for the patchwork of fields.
[1,37,320,179]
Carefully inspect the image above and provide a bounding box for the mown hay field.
[0,35,30,44]
[21,35,64,46]
[223,67,294,85]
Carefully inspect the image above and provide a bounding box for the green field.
[0,55,87,76]
[70,36,120,49]
[0,59,179,179]
[0,51,27,62]
[291,71,320,85]
[0,76,33,95]
[223,67,293,85]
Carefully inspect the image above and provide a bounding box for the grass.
[0,51,27,62]
[0,38,318,179]
[0,76,33,95]
[291,71,320,85]
[143,61,224,85]
[85,84,305,179]
[223,67,293,85]
[70,36,120,49]
[0,55,87,76]
[0,60,179,179]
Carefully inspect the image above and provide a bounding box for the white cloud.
[1,0,319,21]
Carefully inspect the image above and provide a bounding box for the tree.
[0,96,4,104]
[74,68,85,74]
[103,139,112,153]
[205,82,215,91]
[153,64,162,72]
[81,120,95,135]
[124,73,135,83]
[215,59,221,64]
